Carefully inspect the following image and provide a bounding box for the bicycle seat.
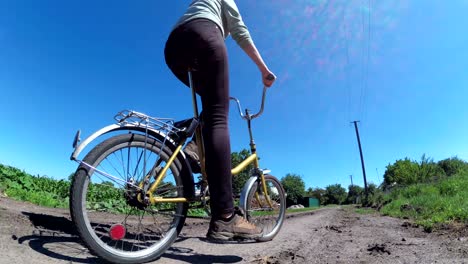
[171,117,199,139]
[173,118,194,130]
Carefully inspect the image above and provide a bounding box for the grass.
[186,206,322,219]
[381,171,468,231]
[247,206,320,217]
[354,207,377,215]
[6,159,465,232]
[287,206,320,213]
[188,208,209,218]
[0,184,6,196]
[188,204,322,218]
[0,164,70,208]
[5,187,69,208]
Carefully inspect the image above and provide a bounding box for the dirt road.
[0,197,466,263]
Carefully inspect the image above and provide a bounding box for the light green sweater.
[173,0,253,48]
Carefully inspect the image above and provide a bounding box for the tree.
[364,182,386,207]
[346,185,363,204]
[281,173,305,206]
[383,158,420,187]
[383,155,446,188]
[366,183,378,195]
[437,156,468,177]
[68,172,75,182]
[231,149,254,195]
[98,181,115,188]
[323,184,347,205]
[418,154,445,183]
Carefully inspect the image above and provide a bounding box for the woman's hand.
[262,69,276,88]
[240,42,276,87]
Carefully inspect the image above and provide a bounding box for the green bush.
[365,187,388,208]
[381,172,468,230]
[383,154,447,188]
[346,185,363,204]
[438,176,465,196]
[5,187,68,208]
[438,157,468,177]
[323,184,347,205]
[0,164,71,207]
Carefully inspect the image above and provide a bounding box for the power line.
[362,1,367,118]
[364,0,371,123]
[358,0,372,122]
[344,4,351,124]
[376,168,381,184]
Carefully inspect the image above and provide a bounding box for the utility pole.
[351,121,368,201]
[350,174,353,186]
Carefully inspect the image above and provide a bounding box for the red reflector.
[109,224,126,240]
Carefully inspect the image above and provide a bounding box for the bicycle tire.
[70,133,189,263]
[245,175,286,242]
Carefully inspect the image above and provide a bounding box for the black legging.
[164,19,234,218]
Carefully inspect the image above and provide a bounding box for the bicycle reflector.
[109,224,126,240]
[72,130,81,148]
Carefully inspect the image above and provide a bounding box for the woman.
[164,0,276,241]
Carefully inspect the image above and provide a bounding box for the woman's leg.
[164,19,234,219]
[196,42,233,219]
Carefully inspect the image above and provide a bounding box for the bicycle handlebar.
[229,87,264,120]
[230,74,275,121]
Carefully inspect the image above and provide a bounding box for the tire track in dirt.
[263,207,467,264]
[1,197,467,264]
[158,207,343,263]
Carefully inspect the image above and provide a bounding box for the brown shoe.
[184,140,201,174]
[206,208,262,241]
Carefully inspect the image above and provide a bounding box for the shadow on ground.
[15,212,243,264]
[16,212,98,263]
[163,247,243,263]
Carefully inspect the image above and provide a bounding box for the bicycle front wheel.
[70,133,188,264]
[245,175,286,242]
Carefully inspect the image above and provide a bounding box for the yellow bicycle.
[69,72,286,263]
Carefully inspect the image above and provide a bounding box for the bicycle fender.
[70,124,195,198]
[70,124,180,161]
[239,176,258,213]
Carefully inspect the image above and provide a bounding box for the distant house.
[300,196,320,207]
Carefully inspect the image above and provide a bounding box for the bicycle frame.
[143,70,273,207]
[144,141,262,205]
[144,138,272,207]
[68,70,283,263]
[70,71,274,208]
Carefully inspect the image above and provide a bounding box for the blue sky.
[1,0,468,190]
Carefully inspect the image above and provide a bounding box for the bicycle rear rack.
[114,110,182,135]
[70,110,190,194]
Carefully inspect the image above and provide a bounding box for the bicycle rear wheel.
[245,175,286,242]
[70,133,188,263]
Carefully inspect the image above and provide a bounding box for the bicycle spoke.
[72,133,187,262]
[108,150,127,180]
[246,175,286,241]
[132,147,145,182]
[98,156,126,187]
[126,145,132,181]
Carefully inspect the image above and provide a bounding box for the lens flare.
[246,0,409,83]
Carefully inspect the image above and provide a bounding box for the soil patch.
[1,198,467,263]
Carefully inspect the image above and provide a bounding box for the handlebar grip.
[266,74,276,81]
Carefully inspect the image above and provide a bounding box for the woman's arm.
[242,42,276,87]
[223,0,276,87]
